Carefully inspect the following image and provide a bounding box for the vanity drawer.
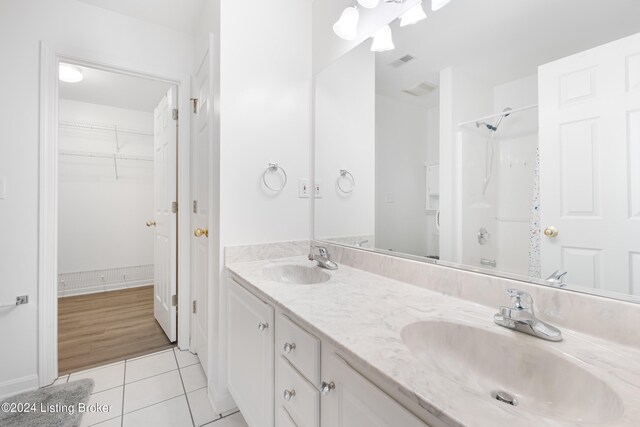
[275,356,319,427]
[276,314,320,385]
[276,406,299,427]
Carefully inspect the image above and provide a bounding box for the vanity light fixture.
[370,25,395,52]
[357,0,380,8]
[59,63,84,83]
[399,1,427,26]
[431,0,450,11]
[333,6,360,41]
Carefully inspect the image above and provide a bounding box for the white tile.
[123,395,193,427]
[79,386,123,427]
[174,348,200,368]
[207,412,247,427]
[127,348,174,362]
[187,388,219,426]
[126,350,177,383]
[180,363,206,393]
[70,362,125,393]
[219,408,239,418]
[90,417,122,427]
[123,370,184,414]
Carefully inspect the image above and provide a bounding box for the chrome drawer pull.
[283,389,296,401]
[321,381,335,396]
[257,323,268,331]
[283,342,296,353]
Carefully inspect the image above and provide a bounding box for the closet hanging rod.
[58,149,153,162]
[59,120,153,137]
[457,104,538,128]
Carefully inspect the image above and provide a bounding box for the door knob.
[194,228,208,238]
[146,221,156,227]
[283,389,296,401]
[283,342,296,354]
[544,226,559,238]
[321,381,335,396]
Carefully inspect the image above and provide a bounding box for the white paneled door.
[539,32,640,295]
[153,86,178,341]
[190,47,213,373]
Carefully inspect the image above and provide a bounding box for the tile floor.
[51,348,248,427]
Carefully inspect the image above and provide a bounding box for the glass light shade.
[59,64,83,83]
[431,0,450,11]
[333,7,360,41]
[400,2,427,27]
[370,25,394,52]
[357,0,379,8]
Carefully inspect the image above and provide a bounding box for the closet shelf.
[58,149,153,180]
[59,119,154,137]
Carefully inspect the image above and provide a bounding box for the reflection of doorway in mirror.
[539,32,640,296]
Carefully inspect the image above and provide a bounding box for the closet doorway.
[56,63,178,374]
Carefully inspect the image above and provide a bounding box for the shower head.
[493,107,512,130]
[476,107,513,132]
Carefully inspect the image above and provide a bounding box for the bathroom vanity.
[225,248,640,427]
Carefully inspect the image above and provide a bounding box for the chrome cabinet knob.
[257,323,268,331]
[146,220,156,227]
[283,389,296,401]
[321,381,335,396]
[283,342,296,353]
[544,226,559,237]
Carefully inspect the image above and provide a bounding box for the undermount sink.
[264,264,331,285]
[401,321,624,424]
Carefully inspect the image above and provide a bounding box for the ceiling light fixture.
[333,6,360,41]
[357,0,380,8]
[370,25,395,52]
[399,1,427,26]
[431,0,450,11]
[59,64,84,83]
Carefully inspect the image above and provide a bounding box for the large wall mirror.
[314,0,640,302]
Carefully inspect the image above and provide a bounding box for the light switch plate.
[314,180,323,198]
[299,178,310,198]
[0,178,5,199]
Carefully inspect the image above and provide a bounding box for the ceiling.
[59,64,172,112]
[375,0,640,107]
[76,0,204,34]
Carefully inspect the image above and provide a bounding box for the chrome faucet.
[545,270,567,287]
[309,246,338,270]
[494,289,563,342]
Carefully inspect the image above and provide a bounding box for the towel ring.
[337,169,355,193]
[262,163,288,192]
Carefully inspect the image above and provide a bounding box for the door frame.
[38,41,192,386]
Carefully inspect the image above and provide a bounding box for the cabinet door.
[228,279,275,427]
[321,353,427,427]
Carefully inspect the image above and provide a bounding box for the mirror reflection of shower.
[477,107,512,196]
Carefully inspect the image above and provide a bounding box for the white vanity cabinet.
[228,279,275,427]
[320,351,427,427]
[228,277,428,427]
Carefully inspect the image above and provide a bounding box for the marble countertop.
[226,256,640,427]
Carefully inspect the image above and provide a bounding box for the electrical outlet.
[314,180,322,198]
[299,179,310,198]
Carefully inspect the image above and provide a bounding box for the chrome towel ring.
[337,169,355,193]
[262,162,288,192]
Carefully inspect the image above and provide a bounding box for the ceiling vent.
[402,82,438,97]
[388,54,416,68]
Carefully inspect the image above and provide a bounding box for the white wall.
[0,0,193,397]
[375,94,434,256]
[315,43,375,241]
[206,0,312,412]
[58,100,154,276]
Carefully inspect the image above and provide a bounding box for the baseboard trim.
[208,383,236,415]
[0,374,39,400]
